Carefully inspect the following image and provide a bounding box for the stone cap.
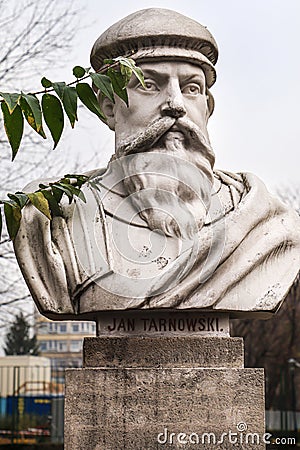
[90,8,218,88]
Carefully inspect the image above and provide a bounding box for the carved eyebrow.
[180,74,205,85]
[140,68,205,83]
[140,68,169,81]
[140,67,163,75]
[127,68,166,87]
[130,67,206,88]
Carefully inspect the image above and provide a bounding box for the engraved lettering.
[117,318,126,331]
[128,318,135,331]
[107,318,116,331]
[186,318,197,331]
[169,318,176,331]
[149,318,158,331]
[103,314,227,335]
[198,318,206,331]
[208,318,214,331]
[107,318,135,332]
[141,318,149,331]
[159,318,167,331]
[178,318,185,331]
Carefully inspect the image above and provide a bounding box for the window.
[58,341,67,352]
[49,323,56,333]
[70,340,82,352]
[59,324,67,333]
[71,322,96,334]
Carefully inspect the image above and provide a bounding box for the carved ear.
[98,94,115,130]
[206,89,215,119]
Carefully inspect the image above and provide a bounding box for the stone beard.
[117,115,215,239]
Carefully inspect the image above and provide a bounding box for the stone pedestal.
[65,313,265,449]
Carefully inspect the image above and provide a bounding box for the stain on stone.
[140,245,152,257]
[155,256,168,270]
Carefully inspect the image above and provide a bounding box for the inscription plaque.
[96,311,229,337]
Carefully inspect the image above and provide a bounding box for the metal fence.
[0,364,65,445]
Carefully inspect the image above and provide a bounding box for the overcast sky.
[50,0,300,192]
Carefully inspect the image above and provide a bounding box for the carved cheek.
[187,98,207,123]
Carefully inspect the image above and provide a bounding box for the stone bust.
[14,8,300,320]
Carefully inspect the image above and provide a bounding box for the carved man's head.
[90,9,219,238]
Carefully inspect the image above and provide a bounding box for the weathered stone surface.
[65,335,265,449]
[65,367,265,449]
[83,335,244,368]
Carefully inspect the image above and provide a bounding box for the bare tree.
[0,0,82,328]
[0,0,80,193]
[0,0,78,91]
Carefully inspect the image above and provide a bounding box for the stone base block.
[83,336,244,368]
[65,366,265,449]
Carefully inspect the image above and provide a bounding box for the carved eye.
[139,80,158,92]
[182,83,202,96]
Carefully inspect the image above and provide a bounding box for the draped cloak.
[13,169,300,320]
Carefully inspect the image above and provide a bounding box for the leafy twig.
[0,57,145,241]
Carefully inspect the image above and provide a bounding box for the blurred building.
[34,312,96,368]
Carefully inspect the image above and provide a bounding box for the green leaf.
[7,193,28,208]
[89,73,114,103]
[66,175,89,188]
[53,183,73,197]
[51,183,74,203]
[50,185,64,203]
[41,94,64,149]
[76,83,106,120]
[64,174,89,182]
[120,64,132,86]
[27,192,51,220]
[107,57,145,88]
[59,182,86,203]
[41,77,52,88]
[3,201,22,240]
[73,66,86,78]
[41,189,62,217]
[63,174,89,189]
[20,94,46,138]
[88,180,101,192]
[103,59,114,65]
[77,190,86,203]
[107,69,128,106]
[1,102,24,160]
[131,66,145,88]
[0,92,21,113]
[62,86,78,128]
[52,82,66,100]
[52,83,78,128]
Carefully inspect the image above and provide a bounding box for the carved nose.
[161,99,186,119]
